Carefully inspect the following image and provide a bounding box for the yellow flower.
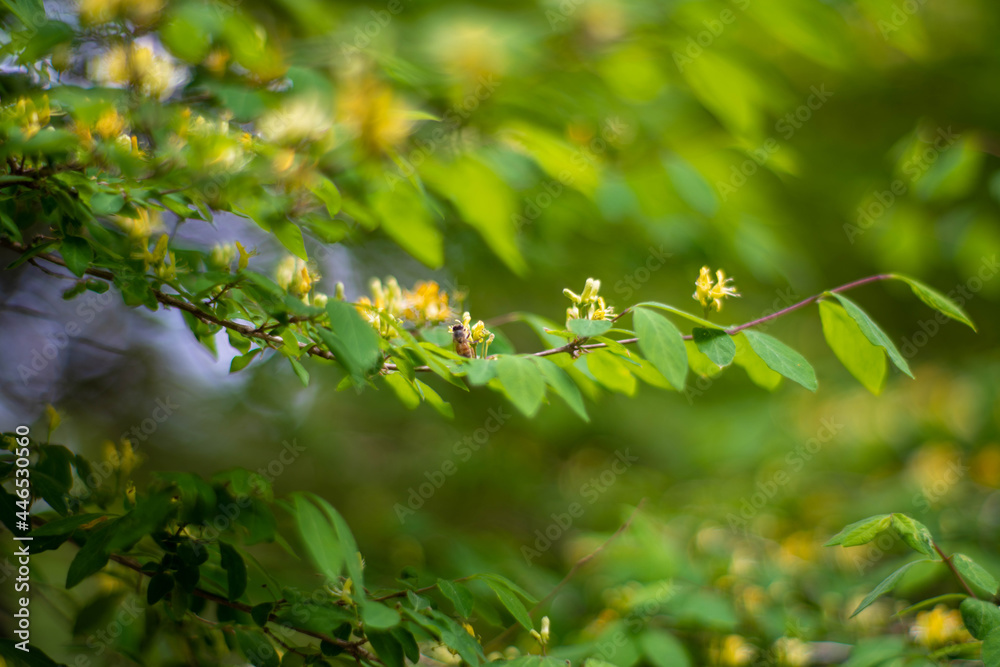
[92,43,177,99]
[693,266,741,312]
[401,281,452,325]
[773,637,811,667]
[564,277,614,322]
[910,605,973,649]
[275,256,319,297]
[258,97,332,145]
[529,616,551,647]
[94,108,126,139]
[337,76,414,155]
[711,635,756,666]
[116,208,162,241]
[235,240,253,271]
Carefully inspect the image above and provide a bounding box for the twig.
[3,238,898,375]
[933,542,978,599]
[484,499,647,652]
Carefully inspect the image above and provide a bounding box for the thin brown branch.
[933,542,978,599]
[3,237,898,377]
[484,499,648,653]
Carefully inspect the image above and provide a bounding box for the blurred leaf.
[567,318,613,337]
[851,559,933,617]
[826,515,892,547]
[59,237,92,277]
[372,186,442,268]
[235,628,279,667]
[584,349,638,395]
[891,274,976,331]
[532,356,589,421]
[219,541,247,600]
[291,493,343,585]
[438,579,475,618]
[639,629,692,667]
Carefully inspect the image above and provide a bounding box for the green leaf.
[230,348,261,373]
[251,602,275,627]
[891,274,976,331]
[692,328,735,367]
[633,307,688,390]
[532,356,589,421]
[663,153,718,217]
[270,219,307,260]
[147,573,174,605]
[415,379,454,419]
[372,186,443,268]
[953,554,1000,597]
[584,349,637,395]
[960,597,1000,640]
[742,330,817,391]
[639,628,692,667]
[367,630,404,667]
[818,299,887,395]
[65,520,117,588]
[495,355,546,417]
[291,493,344,584]
[288,357,309,386]
[320,300,383,383]
[984,627,1000,665]
[851,559,933,617]
[567,318,613,337]
[825,515,892,547]
[312,177,342,216]
[437,579,475,618]
[89,191,125,215]
[361,600,401,629]
[463,358,496,386]
[235,628,279,667]
[483,577,533,630]
[829,293,912,378]
[890,514,935,557]
[732,333,782,390]
[219,541,247,600]
[60,236,93,277]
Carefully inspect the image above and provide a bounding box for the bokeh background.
[3,0,1000,664]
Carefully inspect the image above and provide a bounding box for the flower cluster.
[5,96,49,139]
[275,256,320,299]
[693,266,740,312]
[529,616,551,650]
[91,42,179,99]
[564,277,614,323]
[354,278,457,336]
[459,311,494,357]
[909,605,973,649]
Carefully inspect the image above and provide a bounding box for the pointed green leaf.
[851,559,933,617]
[692,327,735,367]
[890,514,935,557]
[60,236,93,277]
[891,274,975,331]
[567,318,613,337]
[829,293,912,378]
[495,355,546,417]
[583,349,637,395]
[825,514,892,547]
[361,600,401,629]
[320,300,382,383]
[953,554,1000,597]
[219,541,247,600]
[818,299,887,395]
[532,356,589,421]
[437,579,475,618]
[743,330,817,391]
[961,598,1000,640]
[483,577,533,630]
[732,333,782,390]
[639,628,692,667]
[633,307,688,390]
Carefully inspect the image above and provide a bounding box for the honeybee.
[451,323,475,358]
